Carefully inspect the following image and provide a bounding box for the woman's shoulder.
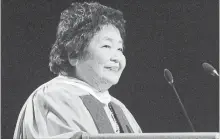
[33,76,90,99]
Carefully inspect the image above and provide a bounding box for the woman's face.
[75,24,126,91]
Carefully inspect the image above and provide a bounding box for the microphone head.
[202,62,215,73]
[202,62,218,76]
[164,69,174,85]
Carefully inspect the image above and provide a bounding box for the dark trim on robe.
[109,102,134,133]
[80,95,134,133]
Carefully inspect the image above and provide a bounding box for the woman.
[13,2,142,139]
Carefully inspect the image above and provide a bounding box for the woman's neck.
[59,72,112,93]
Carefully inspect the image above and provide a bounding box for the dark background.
[2,0,219,138]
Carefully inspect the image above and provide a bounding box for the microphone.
[202,62,219,77]
[164,69,174,85]
[164,69,196,132]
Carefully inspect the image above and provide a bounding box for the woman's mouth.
[104,66,119,72]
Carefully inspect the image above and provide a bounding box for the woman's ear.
[69,58,78,66]
[68,50,79,66]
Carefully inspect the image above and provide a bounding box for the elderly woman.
[13,2,142,139]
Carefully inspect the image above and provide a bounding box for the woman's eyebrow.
[102,36,123,44]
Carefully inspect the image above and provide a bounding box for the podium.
[88,132,219,139]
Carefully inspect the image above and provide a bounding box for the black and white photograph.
[2,0,219,138]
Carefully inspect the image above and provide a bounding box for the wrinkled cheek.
[87,59,104,78]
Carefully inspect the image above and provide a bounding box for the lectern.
[87,132,219,139]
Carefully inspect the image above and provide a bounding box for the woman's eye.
[118,48,123,52]
[102,45,111,48]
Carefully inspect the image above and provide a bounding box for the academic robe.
[13,76,142,139]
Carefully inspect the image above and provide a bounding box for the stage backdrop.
[2,0,219,138]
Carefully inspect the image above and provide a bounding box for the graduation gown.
[13,76,142,139]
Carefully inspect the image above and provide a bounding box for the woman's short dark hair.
[49,2,126,75]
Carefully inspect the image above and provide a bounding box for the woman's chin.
[105,76,120,85]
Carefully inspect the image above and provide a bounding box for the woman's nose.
[110,52,120,63]
[110,58,119,63]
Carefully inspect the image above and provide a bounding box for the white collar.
[58,75,111,105]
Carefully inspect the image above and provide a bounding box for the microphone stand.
[170,83,196,132]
